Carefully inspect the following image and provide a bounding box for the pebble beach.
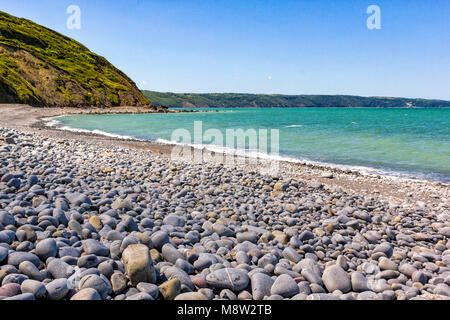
[0,105,449,301]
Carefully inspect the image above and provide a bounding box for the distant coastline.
[142,90,450,109]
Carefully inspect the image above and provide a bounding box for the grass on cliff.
[0,52,39,103]
[0,10,149,106]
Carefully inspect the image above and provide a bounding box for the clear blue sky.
[1,0,449,99]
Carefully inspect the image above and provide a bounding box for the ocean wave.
[43,116,141,141]
[285,124,303,128]
[155,138,447,183]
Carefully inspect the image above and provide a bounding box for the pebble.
[111,273,128,295]
[163,266,195,291]
[174,292,207,300]
[357,291,380,300]
[0,283,21,297]
[79,274,112,299]
[351,272,369,292]
[46,279,69,300]
[282,247,301,264]
[206,268,249,291]
[70,288,102,300]
[0,127,447,301]
[35,238,58,260]
[150,231,170,250]
[194,253,218,271]
[322,265,351,293]
[47,259,75,279]
[251,273,274,300]
[83,239,109,257]
[21,279,46,298]
[136,282,159,298]
[307,293,341,300]
[270,274,300,298]
[434,283,450,297]
[159,279,181,300]
[412,271,427,285]
[18,261,43,281]
[378,257,398,271]
[122,244,156,286]
[161,243,184,264]
[125,292,154,300]
[7,252,40,267]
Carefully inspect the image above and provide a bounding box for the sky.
[1,0,449,100]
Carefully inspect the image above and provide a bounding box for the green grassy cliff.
[142,91,450,109]
[0,11,151,107]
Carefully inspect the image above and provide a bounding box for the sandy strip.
[0,104,448,211]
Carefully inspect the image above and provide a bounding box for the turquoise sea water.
[52,108,450,182]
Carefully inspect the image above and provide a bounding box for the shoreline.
[45,115,450,184]
[1,104,448,210]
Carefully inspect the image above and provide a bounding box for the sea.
[46,108,450,183]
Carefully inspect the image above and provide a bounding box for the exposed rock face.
[0,11,157,108]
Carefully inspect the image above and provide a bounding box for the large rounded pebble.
[82,239,109,257]
[163,266,194,291]
[7,252,40,267]
[0,211,15,226]
[282,247,301,264]
[412,271,427,285]
[137,282,159,298]
[35,238,58,261]
[18,261,44,281]
[206,268,249,292]
[122,244,156,286]
[193,253,218,271]
[439,227,450,238]
[378,257,398,271]
[159,278,181,300]
[111,272,128,295]
[47,259,75,279]
[434,283,450,297]
[251,273,274,300]
[270,274,299,298]
[163,214,185,227]
[46,279,69,300]
[79,274,112,299]
[150,231,170,250]
[21,280,46,298]
[161,243,184,264]
[373,243,393,258]
[2,273,28,286]
[399,263,417,277]
[0,283,21,297]
[322,265,351,293]
[351,271,369,292]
